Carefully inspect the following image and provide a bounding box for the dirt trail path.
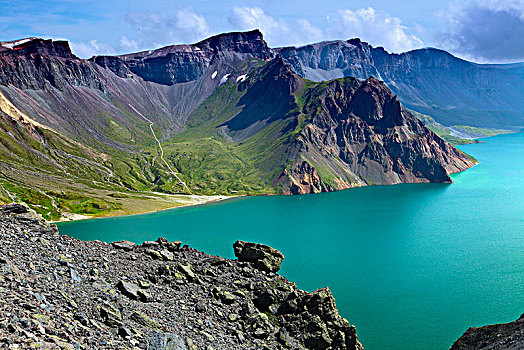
[128,104,192,195]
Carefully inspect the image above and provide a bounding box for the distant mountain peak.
[0,37,76,59]
[0,38,39,49]
[116,29,272,62]
[195,29,265,48]
[101,30,274,86]
[194,29,272,58]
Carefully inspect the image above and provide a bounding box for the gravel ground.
[0,203,363,350]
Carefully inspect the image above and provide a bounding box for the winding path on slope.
[128,104,193,195]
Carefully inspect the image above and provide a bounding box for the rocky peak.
[260,55,300,92]
[0,38,76,59]
[104,30,273,86]
[276,36,524,128]
[345,38,378,53]
[0,38,103,90]
[277,38,371,54]
[347,38,363,45]
[347,77,404,128]
[195,29,272,59]
[276,72,476,194]
[276,39,379,82]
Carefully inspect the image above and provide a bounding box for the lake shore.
[51,194,237,223]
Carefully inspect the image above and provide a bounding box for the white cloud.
[228,7,281,38]
[438,0,524,62]
[173,8,209,37]
[125,7,210,48]
[70,39,115,58]
[296,19,324,43]
[227,6,422,52]
[326,8,424,53]
[228,7,323,47]
[119,36,138,51]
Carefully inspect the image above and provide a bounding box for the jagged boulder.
[0,203,31,214]
[112,240,136,251]
[0,202,50,231]
[233,240,284,272]
[116,280,139,300]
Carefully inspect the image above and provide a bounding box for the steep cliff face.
[276,76,475,194]
[0,38,104,91]
[277,39,524,128]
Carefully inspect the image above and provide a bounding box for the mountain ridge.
[3,32,523,130]
[276,39,524,128]
[0,30,476,218]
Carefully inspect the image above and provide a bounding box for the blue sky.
[1,0,523,63]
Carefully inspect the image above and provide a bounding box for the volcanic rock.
[0,204,363,349]
[233,240,285,272]
[451,314,524,350]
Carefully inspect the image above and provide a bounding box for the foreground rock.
[451,314,524,350]
[0,204,363,349]
[233,240,285,273]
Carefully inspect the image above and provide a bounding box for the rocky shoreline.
[451,314,524,350]
[0,203,363,350]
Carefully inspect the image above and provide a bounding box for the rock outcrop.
[233,240,285,273]
[0,204,363,349]
[451,314,524,350]
[260,69,477,193]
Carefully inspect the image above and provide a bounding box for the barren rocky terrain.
[0,203,363,349]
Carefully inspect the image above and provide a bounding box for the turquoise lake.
[58,132,524,350]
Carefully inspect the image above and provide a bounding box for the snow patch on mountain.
[0,38,36,49]
[219,74,230,84]
[236,74,248,82]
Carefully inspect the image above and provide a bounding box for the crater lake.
[58,131,524,350]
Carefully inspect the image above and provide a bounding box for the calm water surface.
[58,132,524,350]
